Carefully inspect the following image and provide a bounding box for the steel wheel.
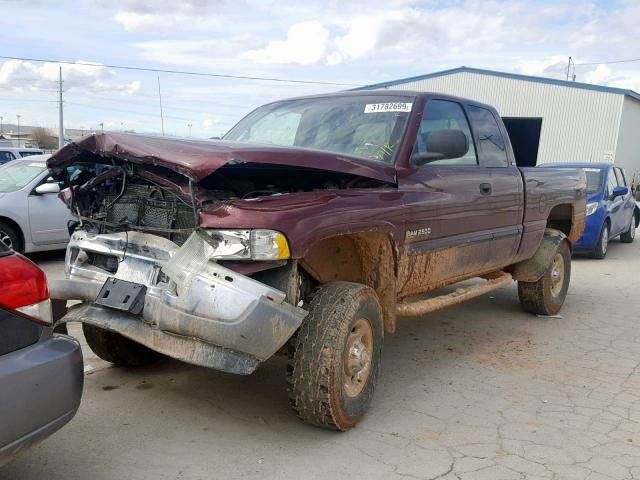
[549,252,564,297]
[343,318,374,398]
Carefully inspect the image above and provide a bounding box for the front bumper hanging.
[50,230,307,375]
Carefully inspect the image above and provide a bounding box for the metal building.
[357,67,640,181]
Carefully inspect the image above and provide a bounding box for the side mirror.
[35,183,61,195]
[411,129,469,166]
[612,185,629,198]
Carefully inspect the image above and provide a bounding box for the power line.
[574,57,640,66]
[0,55,363,87]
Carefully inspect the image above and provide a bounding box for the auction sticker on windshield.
[364,103,413,113]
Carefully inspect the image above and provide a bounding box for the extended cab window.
[467,106,509,167]
[414,100,477,166]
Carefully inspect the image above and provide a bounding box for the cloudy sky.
[0,0,639,138]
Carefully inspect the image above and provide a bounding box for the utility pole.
[566,57,575,82]
[121,121,124,132]
[99,122,104,132]
[16,114,21,147]
[157,76,165,136]
[187,123,192,137]
[58,66,64,148]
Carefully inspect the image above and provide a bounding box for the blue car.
[546,163,639,258]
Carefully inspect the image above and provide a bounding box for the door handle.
[479,183,492,195]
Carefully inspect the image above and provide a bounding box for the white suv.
[0,147,44,165]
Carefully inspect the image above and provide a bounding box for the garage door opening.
[502,118,542,167]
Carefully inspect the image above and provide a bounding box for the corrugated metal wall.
[615,97,640,183]
[378,71,625,165]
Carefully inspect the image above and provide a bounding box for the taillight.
[0,254,52,325]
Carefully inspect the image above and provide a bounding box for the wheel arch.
[0,215,25,251]
[546,203,582,244]
[299,232,399,333]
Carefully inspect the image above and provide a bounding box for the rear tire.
[591,222,609,259]
[82,323,158,366]
[0,221,21,252]
[287,282,383,431]
[620,215,636,243]
[518,240,571,316]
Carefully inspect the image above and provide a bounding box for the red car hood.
[48,132,397,184]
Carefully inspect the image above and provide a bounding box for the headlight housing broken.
[206,229,290,260]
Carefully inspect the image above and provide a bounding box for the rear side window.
[0,151,15,163]
[414,100,478,166]
[467,105,509,167]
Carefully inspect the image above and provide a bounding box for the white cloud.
[109,0,227,32]
[0,59,141,95]
[240,21,330,65]
[518,56,570,77]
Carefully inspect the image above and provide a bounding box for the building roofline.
[354,66,640,102]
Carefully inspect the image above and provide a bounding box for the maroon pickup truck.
[48,91,585,430]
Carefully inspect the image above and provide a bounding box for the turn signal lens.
[586,202,598,216]
[251,230,290,260]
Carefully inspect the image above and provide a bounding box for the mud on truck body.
[48,91,586,430]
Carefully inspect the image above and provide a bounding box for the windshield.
[224,95,414,164]
[0,161,46,193]
[584,168,604,195]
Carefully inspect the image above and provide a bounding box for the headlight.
[586,202,598,216]
[206,229,290,260]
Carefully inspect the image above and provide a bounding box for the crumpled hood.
[48,132,397,184]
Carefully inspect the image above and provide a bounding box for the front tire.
[0,221,21,252]
[82,323,158,366]
[620,215,636,243]
[518,240,571,315]
[287,282,383,431]
[591,222,609,259]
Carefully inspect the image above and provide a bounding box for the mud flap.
[512,228,568,283]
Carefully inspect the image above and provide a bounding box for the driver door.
[397,99,492,298]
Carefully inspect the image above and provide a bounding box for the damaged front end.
[52,229,305,374]
[48,133,395,374]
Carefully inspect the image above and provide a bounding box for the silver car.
[0,155,73,252]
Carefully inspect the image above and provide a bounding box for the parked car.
[0,241,83,466]
[0,147,44,165]
[546,163,639,258]
[47,91,585,430]
[0,155,74,252]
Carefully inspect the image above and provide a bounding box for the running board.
[396,272,513,317]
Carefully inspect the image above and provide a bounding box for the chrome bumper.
[51,231,307,374]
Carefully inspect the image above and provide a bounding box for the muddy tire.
[0,221,21,252]
[287,282,383,431]
[82,323,158,366]
[518,240,571,316]
[591,222,609,259]
[620,215,636,243]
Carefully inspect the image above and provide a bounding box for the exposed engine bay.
[59,159,392,247]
